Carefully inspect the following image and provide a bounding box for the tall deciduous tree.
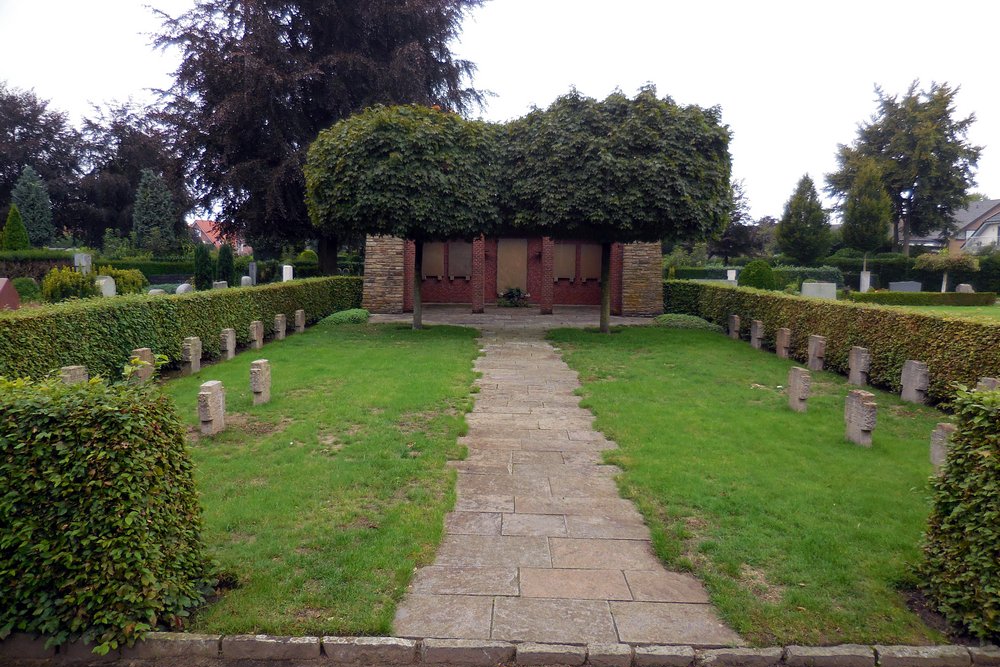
[710,180,762,264]
[132,169,178,254]
[503,87,731,332]
[841,159,892,271]
[776,175,830,266]
[306,105,497,329]
[11,165,54,246]
[827,82,980,256]
[156,0,484,269]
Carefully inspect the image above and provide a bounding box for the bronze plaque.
[497,238,528,293]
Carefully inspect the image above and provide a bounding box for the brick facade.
[620,242,664,316]
[362,236,405,313]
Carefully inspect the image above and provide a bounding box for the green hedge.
[849,291,997,307]
[0,277,363,380]
[663,280,1000,402]
[0,376,211,652]
[772,265,844,287]
[0,250,74,281]
[920,386,1000,640]
[100,259,195,277]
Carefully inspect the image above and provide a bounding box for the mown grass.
[163,321,479,635]
[886,303,1000,320]
[549,326,946,646]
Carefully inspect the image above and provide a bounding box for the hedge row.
[100,260,195,276]
[663,280,1000,402]
[671,265,845,286]
[0,256,73,281]
[849,291,997,307]
[0,276,363,381]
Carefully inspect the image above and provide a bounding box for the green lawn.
[887,303,1000,320]
[549,326,946,646]
[163,321,478,635]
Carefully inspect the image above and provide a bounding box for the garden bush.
[0,277,363,380]
[653,313,723,332]
[663,280,1000,402]
[11,277,40,302]
[849,291,996,307]
[2,204,30,250]
[737,259,777,290]
[297,249,319,263]
[920,386,1000,641]
[95,265,149,295]
[193,245,213,290]
[41,266,98,303]
[772,265,844,287]
[0,376,212,653]
[323,307,370,324]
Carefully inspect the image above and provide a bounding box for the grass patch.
[881,303,1000,320]
[163,322,478,635]
[548,326,946,646]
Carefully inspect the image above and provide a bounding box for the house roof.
[192,219,222,245]
[907,199,1000,245]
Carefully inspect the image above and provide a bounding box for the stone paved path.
[391,311,742,646]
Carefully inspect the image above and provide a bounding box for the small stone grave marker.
[294,309,305,333]
[212,280,228,290]
[726,269,737,281]
[930,423,956,472]
[249,320,264,350]
[240,276,253,287]
[181,336,202,375]
[848,346,870,386]
[60,365,88,385]
[130,348,154,382]
[95,275,116,297]
[220,328,236,360]
[775,327,791,359]
[801,282,837,299]
[955,283,975,293]
[148,289,166,295]
[274,314,287,340]
[248,261,257,285]
[807,335,826,372]
[197,380,226,435]
[900,360,929,404]
[787,367,810,412]
[845,389,877,447]
[250,360,271,406]
[976,377,1000,391]
[889,281,921,292]
[176,283,193,294]
[750,320,763,350]
[728,314,740,340]
[859,270,872,293]
[74,252,92,275]
[282,264,294,282]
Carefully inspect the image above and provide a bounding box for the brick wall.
[362,235,405,313]
[621,242,663,316]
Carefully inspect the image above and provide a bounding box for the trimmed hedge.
[0,376,212,653]
[920,386,1000,640]
[849,291,997,307]
[663,280,1000,402]
[772,265,844,288]
[100,259,195,277]
[0,277,363,380]
[0,250,73,281]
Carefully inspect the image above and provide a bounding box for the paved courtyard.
[385,306,742,646]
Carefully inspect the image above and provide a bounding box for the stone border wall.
[3,634,997,667]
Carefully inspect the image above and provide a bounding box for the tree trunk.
[600,242,611,334]
[862,252,868,273]
[317,235,339,275]
[412,239,423,330]
[941,270,948,293]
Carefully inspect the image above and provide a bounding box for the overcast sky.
[1,0,997,221]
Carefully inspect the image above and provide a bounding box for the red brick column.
[471,235,485,314]
[540,237,554,314]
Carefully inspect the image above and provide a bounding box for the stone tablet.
[775,328,791,359]
[181,336,202,375]
[848,346,870,386]
[220,328,236,361]
[249,320,264,350]
[74,252,92,275]
[726,269,737,281]
[788,367,810,412]
[801,282,837,299]
[0,278,20,310]
[976,377,1000,391]
[130,348,154,382]
[95,275,116,297]
[176,283,193,294]
[274,314,287,340]
[212,280,228,290]
[197,380,226,435]
[728,314,740,340]
[148,289,166,295]
[845,390,877,447]
[750,319,764,350]
[900,360,929,404]
[294,309,305,333]
[240,276,253,287]
[930,423,956,471]
[60,365,88,385]
[250,359,271,406]
[807,335,826,372]
[889,281,921,292]
[282,264,294,282]
[955,283,975,293]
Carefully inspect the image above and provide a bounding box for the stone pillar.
[930,423,956,472]
[787,367,811,413]
[248,262,257,285]
[295,309,305,333]
[845,390,877,447]
[621,242,664,316]
[848,346,871,386]
[130,348,154,382]
[471,235,486,314]
[976,377,1000,391]
[181,337,202,375]
[807,335,826,372]
[282,265,294,282]
[274,314,287,340]
[750,320,764,350]
[540,237,554,315]
[775,328,791,359]
[249,321,264,350]
[220,328,236,360]
[197,380,226,435]
[900,360,929,404]
[362,235,405,313]
[60,365,88,385]
[250,360,271,406]
[728,314,741,340]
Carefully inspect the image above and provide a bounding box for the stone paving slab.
[549,538,663,570]
[519,567,632,600]
[610,602,743,646]
[445,512,502,535]
[624,570,711,603]
[410,566,519,596]
[394,594,494,639]
[502,513,569,537]
[433,534,552,568]
[491,598,619,644]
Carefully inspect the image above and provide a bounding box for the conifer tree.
[842,159,892,271]
[193,243,214,290]
[2,203,31,250]
[132,169,177,253]
[216,243,236,286]
[11,166,54,246]
[776,175,830,265]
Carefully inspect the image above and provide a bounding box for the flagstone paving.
[386,306,742,646]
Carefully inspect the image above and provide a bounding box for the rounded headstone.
[175,283,194,294]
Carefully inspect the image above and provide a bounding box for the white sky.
[1,0,997,221]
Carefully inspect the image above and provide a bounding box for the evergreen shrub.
[323,308,370,324]
[737,260,777,290]
[41,266,98,303]
[95,266,149,295]
[193,244,213,290]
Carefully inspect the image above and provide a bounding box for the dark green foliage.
[99,259,194,278]
[11,165,54,246]
[497,287,529,307]
[95,265,149,295]
[662,280,1000,402]
[2,204,31,250]
[322,308,370,324]
[849,291,995,306]
[193,244,213,290]
[0,250,73,281]
[841,159,892,264]
[737,259,777,290]
[296,249,318,263]
[772,266,845,287]
[216,244,236,286]
[776,175,831,265]
[919,387,1000,641]
[0,277,362,380]
[132,170,177,253]
[11,277,39,302]
[654,313,723,332]
[709,181,762,263]
[0,376,212,653]
[40,266,98,302]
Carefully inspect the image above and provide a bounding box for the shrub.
[216,244,236,286]
[919,386,1000,640]
[2,204,30,250]
[849,291,996,307]
[297,249,319,263]
[41,266,98,303]
[96,265,149,295]
[498,287,529,307]
[0,376,212,653]
[193,244,213,290]
[0,277,363,380]
[323,308,370,324]
[772,265,844,287]
[654,313,723,332]
[663,280,1000,402]
[737,259,777,290]
[11,277,40,302]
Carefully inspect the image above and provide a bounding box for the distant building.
[904,199,1000,253]
[189,220,253,256]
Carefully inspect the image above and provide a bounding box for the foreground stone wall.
[621,242,663,317]
[362,235,406,313]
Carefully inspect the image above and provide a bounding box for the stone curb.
[2,634,997,666]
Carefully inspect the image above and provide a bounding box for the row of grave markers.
[727,313,996,469]
[197,359,271,436]
[180,310,304,374]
